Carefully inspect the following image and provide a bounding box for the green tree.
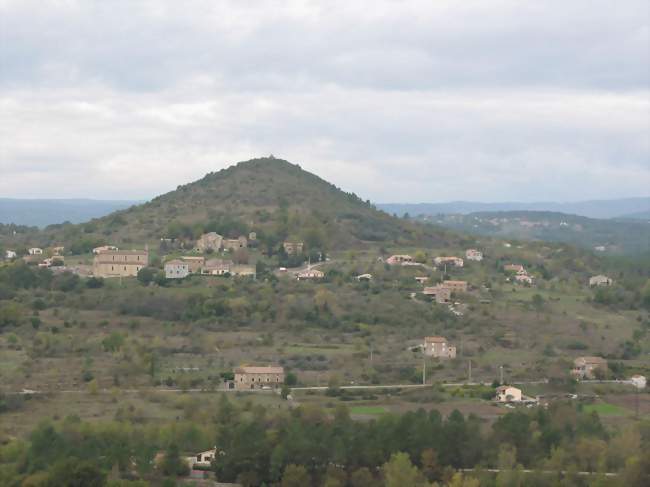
[160,443,189,477]
[382,452,427,487]
[350,467,374,487]
[281,464,310,487]
[137,267,156,286]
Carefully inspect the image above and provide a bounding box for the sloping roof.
[235,366,284,374]
[165,259,186,266]
[575,356,607,365]
[424,336,447,343]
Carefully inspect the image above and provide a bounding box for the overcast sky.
[1,0,648,203]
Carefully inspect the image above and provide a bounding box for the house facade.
[186,448,217,469]
[572,356,608,379]
[223,236,248,251]
[165,259,190,279]
[283,241,304,255]
[201,258,233,275]
[234,366,285,390]
[195,232,223,252]
[465,249,483,261]
[423,285,452,304]
[589,275,613,287]
[442,280,468,293]
[93,249,148,278]
[495,386,522,402]
[180,256,205,273]
[28,248,43,255]
[297,268,325,280]
[423,336,456,358]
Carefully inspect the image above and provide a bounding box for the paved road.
[460,468,618,477]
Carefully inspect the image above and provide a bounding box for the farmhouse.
[180,256,205,273]
[423,285,452,304]
[223,236,248,251]
[93,249,148,278]
[434,256,464,267]
[28,248,43,255]
[504,264,525,273]
[186,448,217,469]
[572,356,608,380]
[165,259,190,279]
[465,249,483,261]
[630,375,646,389]
[297,268,325,280]
[495,386,522,403]
[423,336,456,359]
[386,254,414,265]
[283,241,304,255]
[202,259,233,275]
[93,245,118,254]
[234,366,285,390]
[195,232,223,252]
[589,275,613,287]
[442,280,468,293]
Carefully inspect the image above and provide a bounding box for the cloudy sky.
[1,0,648,203]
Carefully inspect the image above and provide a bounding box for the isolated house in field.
[589,275,613,287]
[297,268,325,280]
[5,250,17,259]
[465,249,483,261]
[423,285,452,304]
[434,256,464,268]
[386,254,414,265]
[180,256,205,273]
[423,336,456,358]
[28,248,43,255]
[223,236,248,251]
[234,366,285,390]
[504,264,525,273]
[93,249,148,278]
[572,356,608,380]
[186,448,217,468]
[93,245,118,254]
[165,259,190,279]
[283,241,304,255]
[630,375,646,389]
[195,232,223,252]
[442,280,468,293]
[495,385,522,403]
[202,258,233,275]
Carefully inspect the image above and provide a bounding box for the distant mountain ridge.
[378,197,650,220]
[0,198,140,227]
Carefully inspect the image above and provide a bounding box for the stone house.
[423,336,456,358]
[442,280,468,293]
[201,259,233,275]
[93,249,148,278]
[180,256,205,273]
[589,275,613,287]
[572,356,608,379]
[223,236,248,251]
[283,241,304,255]
[423,285,452,304]
[495,385,522,402]
[165,259,190,279]
[234,366,285,390]
[195,232,223,252]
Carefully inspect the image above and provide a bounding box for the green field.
[583,402,630,416]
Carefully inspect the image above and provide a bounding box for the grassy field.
[583,402,630,416]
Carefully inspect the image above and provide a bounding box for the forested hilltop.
[0,158,460,253]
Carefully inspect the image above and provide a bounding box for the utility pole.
[468,360,472,384]
[422,357,426,385]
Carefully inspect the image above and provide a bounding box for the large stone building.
[201,258,233,275]
[423,285,452,304]
[234,366,285,390]
[423,336,456,358]
[164,259,190,279]
[93,249,148,278]
[223,236,248,251]
[572,356,608,379]
[195,232,223,252]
